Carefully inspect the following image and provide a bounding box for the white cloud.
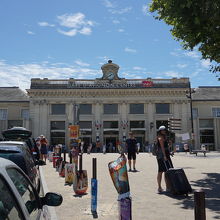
[74,60,90,67]
[184,51,200,59]
[38,22,55,27]
[27,31,35,35]
[0,60,101,91]
[102,0,116,8]
[124,47,137,53]
[142,4,150,16]
[201,59,211,68]
[57,13,94,36]
[109,7,132,14]
[112,19,120,24]
[176,64,188,68]
[57,13,93,28]
[133,66,146,71]
[78,27,92,35]
[118,28,124,32]
[164,71,183,78]
[57,29,77,37]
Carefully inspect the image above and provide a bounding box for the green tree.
[149,0,220,76]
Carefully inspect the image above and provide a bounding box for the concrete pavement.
[41,152,220,220]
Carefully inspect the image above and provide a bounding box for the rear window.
[0,145,20,152]
[2,127,32,140]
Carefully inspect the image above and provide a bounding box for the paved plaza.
[41,152,220,220]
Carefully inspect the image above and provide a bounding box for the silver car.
[0,157,62,220]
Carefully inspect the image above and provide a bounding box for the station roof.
[192,86,220,101]
[0,87,29,102]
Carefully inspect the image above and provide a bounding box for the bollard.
[91,158,98,214]
[194,190,206,220]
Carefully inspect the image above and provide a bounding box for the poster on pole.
[69,125,79,139]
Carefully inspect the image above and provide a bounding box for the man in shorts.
[126,132,137,172]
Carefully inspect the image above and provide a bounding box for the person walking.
[40,135,48,163]
[126,132,138,172]
[156,126,173,193]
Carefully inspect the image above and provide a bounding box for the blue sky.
[0,0,219,91]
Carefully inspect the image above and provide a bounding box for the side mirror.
[41,192,63,207]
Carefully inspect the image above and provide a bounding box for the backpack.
[152,140,163,159]
[152,141,158,156]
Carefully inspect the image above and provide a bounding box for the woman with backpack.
[156,126,173,193]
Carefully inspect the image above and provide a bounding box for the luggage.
[164,161,192,196]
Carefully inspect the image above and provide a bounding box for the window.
[156,103,170,114]
[103,121,118,128]
[156,120,168,129]
[51,121,65,130]
[192,108,198,119]
[79,121,92,129]
[0,176,24,219]
[199,119,215,150]
[50,132,65,145]
[7,168,39,219]
[130,104,144,114]
[200,130,215,144]
[130,121,145,128]
[79,104,92,115]
[212,108,220,117]
[0,109,7,120]
[8,120,23,129]
[51,104,65,115]
[199,119,213,128]
[103,104,118,114]
[21,109,29,120]
[51,121,65,145]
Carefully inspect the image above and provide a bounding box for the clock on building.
[106,71,115,80]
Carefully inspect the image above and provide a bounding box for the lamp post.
[186,81,195,149]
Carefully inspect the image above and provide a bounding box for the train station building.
[0,61,220,150]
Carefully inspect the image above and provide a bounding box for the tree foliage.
[149,0,220,75]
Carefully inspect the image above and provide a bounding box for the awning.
[103,128,119,131]
[130,128,146,131]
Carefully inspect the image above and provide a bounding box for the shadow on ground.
[164,173,220,219]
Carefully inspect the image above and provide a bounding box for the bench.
[190,150,209,157]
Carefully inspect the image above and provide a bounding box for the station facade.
[27,61,192,149]
[0,61,219,150]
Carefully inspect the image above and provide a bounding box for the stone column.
[39,100,49,139]
[120,101,128,141]
[94,102,102,143]
[147,101,155,143]
[30,100,40,138]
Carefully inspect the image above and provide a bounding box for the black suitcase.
[165,167,192,196]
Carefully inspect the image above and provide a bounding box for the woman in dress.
[40,136,48,163]
[156,126,173,193]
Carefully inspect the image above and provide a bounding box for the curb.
[39,166,59,220]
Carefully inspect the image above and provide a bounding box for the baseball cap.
[158,125,166,131]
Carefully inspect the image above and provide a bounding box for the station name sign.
[67,80,154,89]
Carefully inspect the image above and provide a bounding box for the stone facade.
[26,61,192,149]
[1,62,219,151]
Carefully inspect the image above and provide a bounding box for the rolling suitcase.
[164,161,192,196]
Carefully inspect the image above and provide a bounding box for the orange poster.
[69,125,79,139]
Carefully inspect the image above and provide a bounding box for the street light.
[186,81,195,149]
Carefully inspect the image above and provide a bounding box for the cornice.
[28,88,187,98]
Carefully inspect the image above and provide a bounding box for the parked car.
[0,157,62,220]
[2,127,40,160]
[0,143,41,192]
